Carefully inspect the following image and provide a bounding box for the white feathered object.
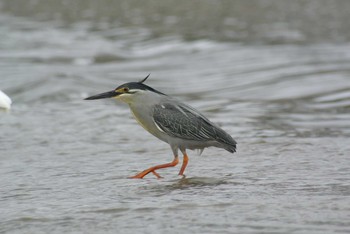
[0,90,12,110]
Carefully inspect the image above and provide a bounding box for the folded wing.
[153,102,236,152]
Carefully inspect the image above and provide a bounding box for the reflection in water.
[169,176,229,190]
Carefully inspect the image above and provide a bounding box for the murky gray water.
[1,1,350,233]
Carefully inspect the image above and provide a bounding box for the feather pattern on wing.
[152,102,236,151]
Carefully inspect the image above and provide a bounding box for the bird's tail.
[225,143,237,153]
[221,137,237,153]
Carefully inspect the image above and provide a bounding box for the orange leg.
[130,157,179,179]
[178,153,189,176]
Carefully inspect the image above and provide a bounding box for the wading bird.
[0,90,12,110]
[85,75,236,178]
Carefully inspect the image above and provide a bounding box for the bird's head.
[84,74,165,104]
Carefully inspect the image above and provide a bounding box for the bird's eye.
[123,87,129,92]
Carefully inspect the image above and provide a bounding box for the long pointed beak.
[84,90,119,100]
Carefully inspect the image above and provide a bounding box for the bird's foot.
[151,170,162,179]
[128,157,179,179]
[129,169,162,179]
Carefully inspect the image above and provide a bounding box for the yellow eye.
[123,87,129,92]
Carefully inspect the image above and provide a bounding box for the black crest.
[139,74,151,84]
[116,74,166,96]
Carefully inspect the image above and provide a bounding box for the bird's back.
[152,99,236,153]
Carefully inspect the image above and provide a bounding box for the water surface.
[1,1,350,233]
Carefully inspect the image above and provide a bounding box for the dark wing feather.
[153,102,236,151]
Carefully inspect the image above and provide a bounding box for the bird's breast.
[129,104,165,139]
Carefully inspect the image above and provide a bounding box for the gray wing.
[153,102,236,150]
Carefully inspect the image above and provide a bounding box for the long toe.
[129,157,179,179]
[129,168,162,179]
[151,171,162,179]
[129,170,152,179]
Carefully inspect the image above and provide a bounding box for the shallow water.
[1,1,350,233]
